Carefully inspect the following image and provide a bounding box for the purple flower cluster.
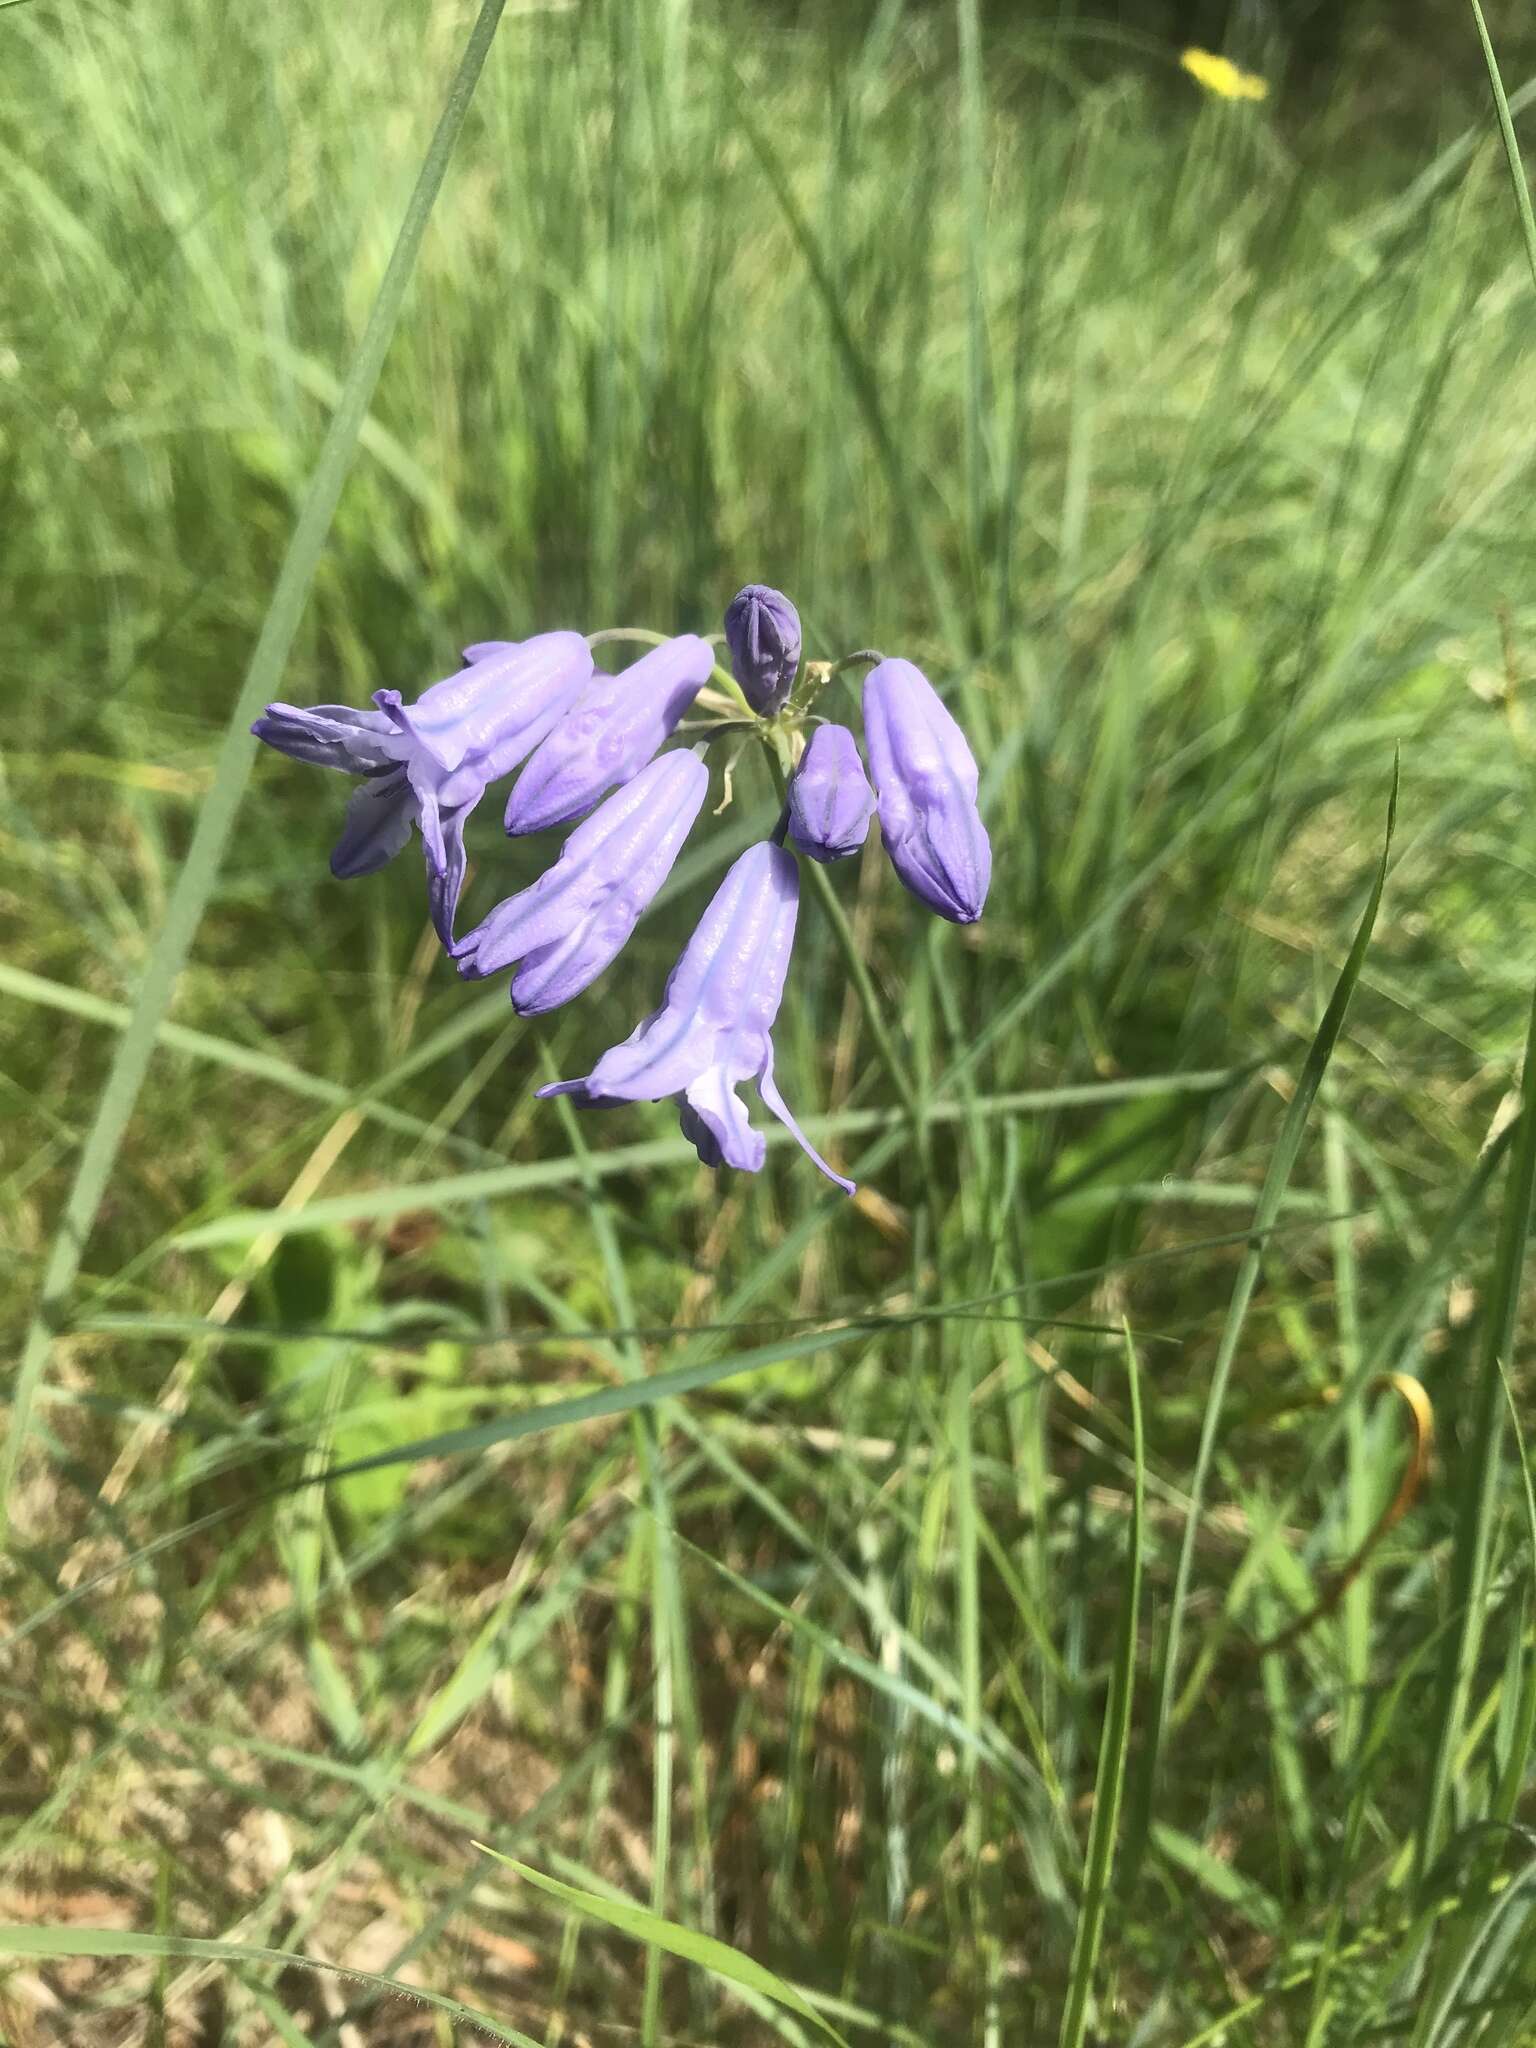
[254,584,990,1191]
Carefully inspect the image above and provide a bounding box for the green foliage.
[478,1848,851,2044]
[6,0,1536,2042]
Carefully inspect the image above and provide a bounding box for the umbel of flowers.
[253,585,991,1194]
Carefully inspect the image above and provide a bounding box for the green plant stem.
[586,625,746,706]
[1126,761,1396,1888]
[804,861,926,1138]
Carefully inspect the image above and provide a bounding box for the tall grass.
[6,1,1536,2041]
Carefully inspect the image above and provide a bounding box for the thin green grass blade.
[730,70,960,650]
[0,1327,888,1654]
[1417,974,1536,1879]
[2,0,509,1533]
[477,1851,850,2047]
[1416,11,1536,1881]
[1491,1366,1536,1829]
[1132,756,1398,1870]
[0,963,500,1160]
[162,1068,1245,1251]
[1469,0,1536,292]
[303,1321,877,1493]
[956,0,989,611]
[670,1525,1042,1798]
[0,1926,541,2047]
[1057,1323,1144,2048]
[545,1078,703,2044]
[1205,1114,1517,1679]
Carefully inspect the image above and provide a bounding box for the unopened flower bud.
[862,657,991,924]
[787,724,875,864]
[724,584,801,715]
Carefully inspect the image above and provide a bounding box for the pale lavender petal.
[651,842,798,1026]
[758,1057,856,1195]
[582,843,796,1100]
[456,752,707,998]
[330,770,415,879]
[504,634,713,835]
[681,1068,765,1172]
[787,723,876,863]
[425,806,472,948]
[505,753,708,1015]
[508,919,622,1015]
[535,842,830,1183]
[863,657,991,923]
[535,1076,594,1103]
[259,632,599,946]
[253,702,399,773]
[404,749,447,871]
[376,631,593,783]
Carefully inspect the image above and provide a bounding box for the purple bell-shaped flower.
[504,635,714,836]
[787,724,876,863]
[724,584,801,715]
[862,657,991,924]
[453,750,709,1015]
[253,632,594,943]
[538,841,854,1192]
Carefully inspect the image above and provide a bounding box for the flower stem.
[586,625,745,708]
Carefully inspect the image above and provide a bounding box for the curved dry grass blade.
[2,0,509,1532]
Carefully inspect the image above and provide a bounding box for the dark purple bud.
[504,635,713,836]
[724,584,801,714]
[454,751,708,1014]
[862,658,991,924]
[787,724,876,864]
[538,842,853,1192]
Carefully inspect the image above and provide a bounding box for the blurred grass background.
[7,0,1536,2040]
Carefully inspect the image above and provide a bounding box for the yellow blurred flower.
[1180,47,1269,102]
